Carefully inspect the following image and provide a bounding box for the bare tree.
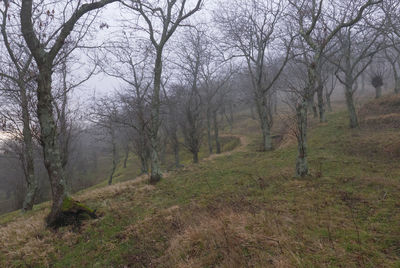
[178,84,204,163]
[89,97,120,186]
[101,35,153,174]
[288,0,382,176]
[20,0,118,227]
[216,0,293,151]
[330,23,382,128]
[0,0,38,211]
[121,0,203,183]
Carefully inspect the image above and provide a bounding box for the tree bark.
[149,51,163,184]
[308,97,318,118]
[316,84,327,122]
[326,93,332,112]
[37,67,69,226]
[193,151,199,163]
[395,77,400,94]
[123,146,129,168]
[255,94,272,151]
[21,82,37,211]
[213,110,221,154]
[140,154,149,174]
[344,85,359,128]
[295,101,308,177]
[108,129,117,185]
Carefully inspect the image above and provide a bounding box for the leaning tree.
[20,0,119,227]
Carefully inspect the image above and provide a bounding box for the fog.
[0,1,399,265]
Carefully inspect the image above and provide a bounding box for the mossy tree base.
[149,174,162,185]
[47,197,97,229]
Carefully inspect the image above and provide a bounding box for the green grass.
[1,109,400,267]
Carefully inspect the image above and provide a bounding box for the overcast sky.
[75,0,212,103]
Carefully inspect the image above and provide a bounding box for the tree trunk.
[316,84,326,122]
[345,85,359,128]
[108,130,117,185]
[228,102,234,130]
[206,107,213,154]
[256,94,272,151]
[308,97,318,118]
[395,76,400,94]
[123,146,129,168]
[213,110,221,154]
[37,67,69,227]
[361,72,366,92]
[20,82,38,212]
[295,101,308,177]
[140,154,148,174]
[172,133,180,168]
[326,93,332,112]
[250,105,256,120]
[375,86,382,99]
[149,52,163,184]
[193,151,199,163]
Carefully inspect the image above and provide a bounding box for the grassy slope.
[1,107,400,267]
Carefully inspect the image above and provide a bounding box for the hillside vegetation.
[1,98,400,267]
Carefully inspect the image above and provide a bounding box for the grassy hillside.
[1,101,400,267]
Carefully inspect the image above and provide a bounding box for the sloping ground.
[349,94,400,160]
[360,93,400,129]
[1,110,400,267]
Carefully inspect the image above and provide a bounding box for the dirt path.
[204,134,249,161]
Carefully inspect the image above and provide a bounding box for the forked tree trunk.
[344,85,359,128]
[213,110,221,154]
[37,67,69,226]
[295,101,308,177]
[20,82,38,211]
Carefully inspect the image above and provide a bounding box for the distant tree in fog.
[121,0,203,183]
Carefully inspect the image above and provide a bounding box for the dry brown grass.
[359,94,400,128]
[160,209,292,268]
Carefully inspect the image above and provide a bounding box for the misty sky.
[75,0,212,102]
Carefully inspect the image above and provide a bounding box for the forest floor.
[1,95,400,267]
